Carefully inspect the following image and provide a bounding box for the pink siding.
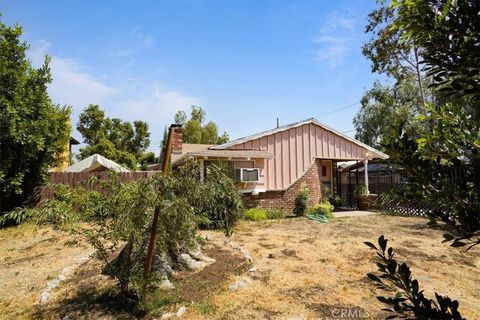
[227,123,370,190]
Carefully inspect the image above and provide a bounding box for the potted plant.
[354,185,370,210]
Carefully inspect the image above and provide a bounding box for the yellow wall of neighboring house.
[51,139,71,173]
[51,120,79,172]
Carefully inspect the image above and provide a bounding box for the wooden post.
[144,125,176,295]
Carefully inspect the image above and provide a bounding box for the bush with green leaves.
[266,208,285,220]
[1,159,244,302]
[293,188,309,216]
[307,201,334,219]
[0,19,72,214]
[365,236,464,320]
[243,208,267,221]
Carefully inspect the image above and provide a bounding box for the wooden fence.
[41,171,161,200]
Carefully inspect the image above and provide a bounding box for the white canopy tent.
[64,154,130,173]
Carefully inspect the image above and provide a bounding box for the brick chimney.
[171,124,183,154]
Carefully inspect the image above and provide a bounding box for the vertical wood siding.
[226,123,369,190]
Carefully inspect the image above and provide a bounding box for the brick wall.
[244,159,323,213]
[171,124,183,154]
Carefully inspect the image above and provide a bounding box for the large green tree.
[353,76,427,148]
[0,19,71,213]
[76,105,151,169]
[174,106,229,144]
[361,1,480,317]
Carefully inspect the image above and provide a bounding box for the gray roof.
[211,118,388,159]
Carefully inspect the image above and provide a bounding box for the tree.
[173,106,229,144]
[361,0,480,314]
[353,76,427,148]
[362,0,427,103]
[76,104,151,169]
[0,19,71,213]
[385,0,480,247]
[392,0,480,106]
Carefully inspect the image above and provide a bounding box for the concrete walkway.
[333,210,378,218]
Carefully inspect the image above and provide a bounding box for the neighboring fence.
[336,169,457,216]
[41,171,161,200]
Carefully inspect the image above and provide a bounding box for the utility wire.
[318,101,360,117]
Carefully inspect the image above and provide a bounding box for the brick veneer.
[244,159,324,213]
[171,124,183,154]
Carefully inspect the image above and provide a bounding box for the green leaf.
[364,241,377,250]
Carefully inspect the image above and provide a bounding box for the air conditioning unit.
[235,168,259,182]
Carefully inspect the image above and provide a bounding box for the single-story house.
[168,118,388,211]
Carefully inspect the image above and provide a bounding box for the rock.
[190,250,216,263]
[178,253,204,270]
[229,278,251,292]
[176,306,187,317]
[247,266,257,273]
[62,316,72,320]
[160,313,175,319]
[76,256,90,264]
[58,274,66,282]
[39,291,50,304]
[46,279,60,290]
[268,253,276,259]
[159,279,175,290]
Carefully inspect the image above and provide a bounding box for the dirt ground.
[1,214,479,319]
[194,214,480,320]
[0,224,94,319]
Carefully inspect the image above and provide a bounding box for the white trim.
[239,188,266,194]
[211,118,388,159]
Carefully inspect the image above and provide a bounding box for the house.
[51,137,80,172]
[168,118,388,211]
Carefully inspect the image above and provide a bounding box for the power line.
[318,101,360,117]
[342,129,356,133]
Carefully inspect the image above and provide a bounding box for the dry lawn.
[193,214,480,320]
[0,224,93,319]
[0,214,479,320]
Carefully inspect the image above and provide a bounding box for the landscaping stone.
[39,291,50,305]
[190,249,216,263]
[159,279,175,290]
[229,277,251,292]
[160,313,175,319]
[176,306,187,317]
[178,253,204,270]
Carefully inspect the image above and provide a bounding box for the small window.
[322,165,328,177]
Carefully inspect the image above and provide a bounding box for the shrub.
[293,188,309,216]
[266,208,285,220]
[243,208,267,221]
[328,195,342,207]
[354,185,369,200]
[2,158,244,302]
[307,201,334,219]
[365,236,464,319]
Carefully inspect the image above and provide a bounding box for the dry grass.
[0,223,93,320]
[189,214,480,320]
[1,214,479,319]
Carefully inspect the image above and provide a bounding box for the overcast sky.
[2,0,381,154]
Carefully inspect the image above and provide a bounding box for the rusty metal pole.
[143,125,175,294]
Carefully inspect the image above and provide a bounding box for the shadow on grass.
[36,287,146,320]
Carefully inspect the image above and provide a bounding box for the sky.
[2,0,382,154]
